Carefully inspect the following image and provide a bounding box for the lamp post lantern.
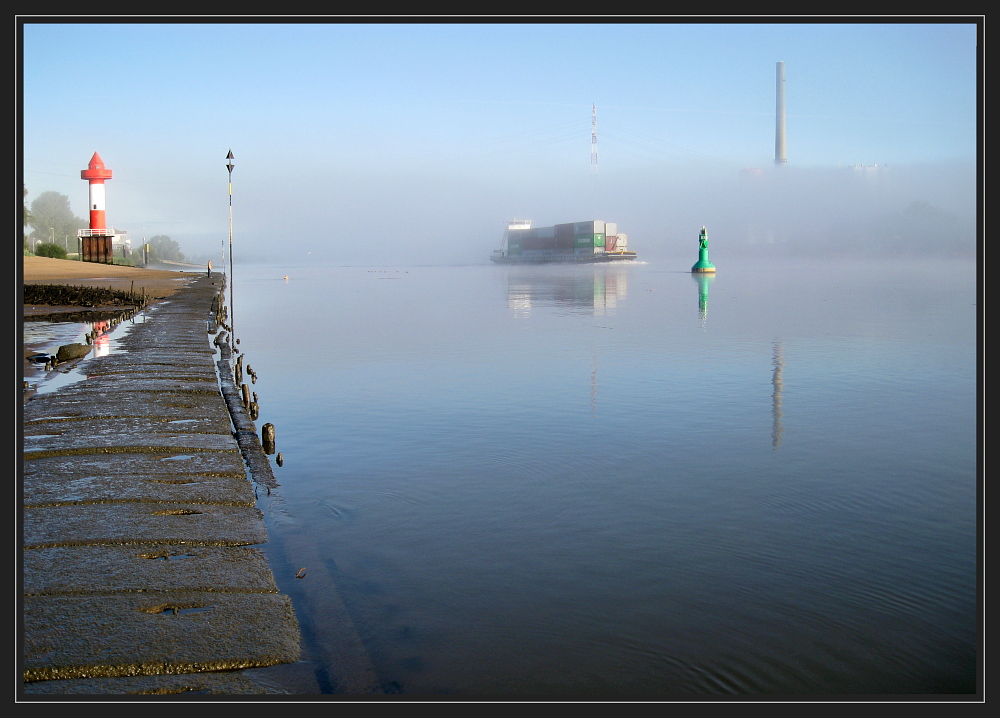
[226,150,235,342]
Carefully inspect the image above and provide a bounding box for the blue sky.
[21,20,979,263]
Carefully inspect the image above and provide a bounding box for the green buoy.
[691,226,716,273]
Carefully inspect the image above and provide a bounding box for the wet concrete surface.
[21,274,315,695]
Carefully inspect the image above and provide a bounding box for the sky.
[20,20,980,265]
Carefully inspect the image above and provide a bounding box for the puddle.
[23,311,150,398]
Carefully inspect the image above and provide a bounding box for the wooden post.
[262,423,276,455]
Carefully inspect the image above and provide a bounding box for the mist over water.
[187,158,976,268]
[231,252,977,696]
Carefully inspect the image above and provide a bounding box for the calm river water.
[227,256,977,696]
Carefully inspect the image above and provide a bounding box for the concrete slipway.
[21,274,318,696]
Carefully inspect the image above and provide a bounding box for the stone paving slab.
[24,503,269,548]
[24,545,280,595]
[63,370,222,385]
[80,363,220,377]
[80,370,222,385]
[27,384,225,402]
[22,467,255,507]
[114,339,219,352]
[71,384,229,400]
[23,433,238,453]
[56,368,221,384]
[23,449,248,482]
[23,414,235,438]
[76,353,220,371]
[21,668,316,695]
[23,592,299,683]
[63,359,220,375]
[24,399,234,424]
[116,329,219,344]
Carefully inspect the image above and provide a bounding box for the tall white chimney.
[775,61,787,165]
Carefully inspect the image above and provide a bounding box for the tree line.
[23,189,185,263]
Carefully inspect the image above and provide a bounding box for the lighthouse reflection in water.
[231,258,976,695]
[693,271,713,325]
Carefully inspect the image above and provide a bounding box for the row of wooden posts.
[214,285,282,468]
[23,283,151,310]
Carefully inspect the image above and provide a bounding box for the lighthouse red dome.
[81,152,112,181]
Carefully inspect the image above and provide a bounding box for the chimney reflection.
[772,340,784,449]
[591,352,598,417]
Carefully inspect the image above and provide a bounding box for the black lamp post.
[226,150,235,342]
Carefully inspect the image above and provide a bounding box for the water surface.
[230,257,977,696]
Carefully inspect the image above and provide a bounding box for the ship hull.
[490,252,636,265]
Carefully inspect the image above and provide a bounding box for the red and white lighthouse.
[81,152,112,232]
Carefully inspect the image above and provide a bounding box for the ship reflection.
[504,265,631,316]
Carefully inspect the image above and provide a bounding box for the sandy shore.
[23,256,201,298]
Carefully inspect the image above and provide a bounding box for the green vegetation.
[24,186,32,252]
[24,188,196,264]
[26,191,86,252]
[146,235,185,263]
[34,243,68,259]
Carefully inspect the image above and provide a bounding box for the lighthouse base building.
[78,233,130,264]
[79,234,113,264]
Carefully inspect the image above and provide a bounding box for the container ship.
[490,220,636,264]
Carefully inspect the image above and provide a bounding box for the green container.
[575,233,606,247]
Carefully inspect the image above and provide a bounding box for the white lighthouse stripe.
[89,182,105,210]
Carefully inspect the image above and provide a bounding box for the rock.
[55,343,92,363]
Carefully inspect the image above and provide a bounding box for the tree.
[28,191,86,251]
[147,235,186,263]
[23,186,31,252]
[35,243,68,259]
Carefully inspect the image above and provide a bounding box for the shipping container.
[493,220,635,264]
